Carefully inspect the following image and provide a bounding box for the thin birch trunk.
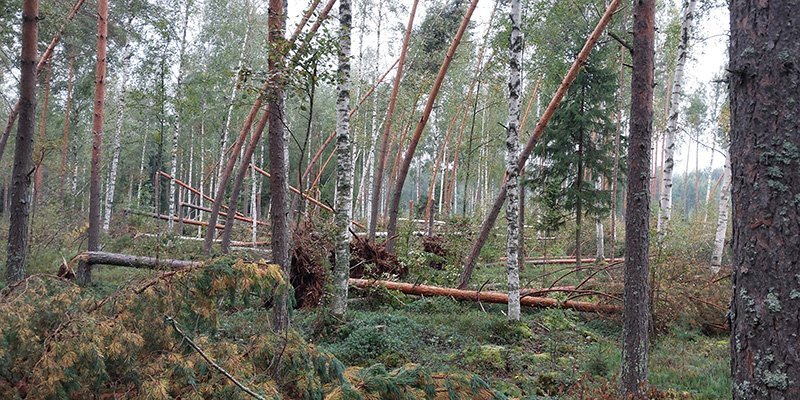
[60,54,74,199]
[657,0,696,241]
[136,122,148,207]
[710,154,730,272]
[168,0,191,231]
[363,1,382,227]
[332,0,353,317]
[595,175,605,261]
[103,45,132,233]
[505,0,522,321]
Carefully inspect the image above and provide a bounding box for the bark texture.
[710,154,730,272]
[332,0,353,317]
[79,0,109,285]
[657,0,697,242]
[729,1,800,398]
[505,0,522,321]
[5,0,38,285]
[620,0,655,396]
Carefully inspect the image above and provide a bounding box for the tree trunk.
[729,1,800,396]
[367,0,417,242]
[457,0,621,289]
[168,0,191,232]
[332,0,353,317]
[78,0,108,286]
[33,65,51,207]
[268,0,291,333]
[76,251,201,270]
[595,176,605,262]
[5,0,38,285]
[657,0,697,242]
[103,45,132,233]
[0,0,87,167]
[504,0,522,321]
[60,54,74,200]
[620,0,655,396]
[610,49,624,259]
[385,0,480,253]
[710,154,729,272]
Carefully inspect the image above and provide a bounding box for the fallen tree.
[349,279,621,313]
[73,251,202,270]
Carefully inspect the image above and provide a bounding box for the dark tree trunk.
[620,0,655,397]
[5,0,38,285]
[78,0,108,286]
[729,1,800,398]
[268,0,291,333]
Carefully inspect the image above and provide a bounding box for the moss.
[463,345,506,372]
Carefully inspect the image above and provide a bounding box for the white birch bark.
[505,0,522,321]
[103,45,132,232]
[136,125,147,207]
[333,0,353,317]
[363,2,382,227]
[595,175,605,261]
[657,0,696,242]
[168,0,191,230]
[710,154,730,272]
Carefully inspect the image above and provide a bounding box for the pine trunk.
[332,0,353,316]
[620,0,655,396]
[5,0,38,285]
[657,0,696,242]
[729,2,799,396]
[504,0,522,321]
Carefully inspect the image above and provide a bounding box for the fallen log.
[348,279,622,313]
[124,209,225,229]
[499,257,625,265]
[75,251,202,270]
[180,202,268,227]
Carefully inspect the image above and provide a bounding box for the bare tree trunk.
[5,0,38,285]
[60,54,74,200]
[610,48,624,259]
[33,65,51,207]
[729,3,799,396]
[362,1,382,228]
[168,0,191,231]
[332,0,353,316]
[78,0,108,285]
[268,0,291,333]
[595,175,604,262]
[103,45,132,233]
[657,0,697,241]
[457,0,621,288]
[504,0,522,321]
[710,154,729,272]
[0,0,87,167]
[368,0,419,243]
[385,0,480,253]
[620,0,655,396]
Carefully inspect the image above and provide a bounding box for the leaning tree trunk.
[620,0,655,396]
[504,0,522,322]
[457,0,621,289]
[268,0,291,333]
[367,0,416,243]
[78,0,108,286]
[729,3,799,397]
[657,0,697,243]
[332,0,353,317]
[709,154,730,272]
[103,44,132,233]
[168,0,191,232]
[5,0,38,285]
[384,0,480,253]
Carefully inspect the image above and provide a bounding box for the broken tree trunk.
[457,0,622,289]
[74,251,202,270]
[349,279,621,313]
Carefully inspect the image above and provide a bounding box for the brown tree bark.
[384,0,480,253]
[368,0,418,242]
[77,0,108,286]
[729,1,800,398]
[620,0,655,396]
[5,0,39,285]
[457,0,622,289]
[0,0,88,167]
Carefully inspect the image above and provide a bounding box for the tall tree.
[504,0,523,321]
[710,154,729,272]
[332,0,353,317]
[78,0,109,285]
[5,0,38,285]
[729,1,799,398]
[620,0,655,396]
[168,0,192,231]
[656,0,696,242]
[268,0,291,333]
[103,43,133,233]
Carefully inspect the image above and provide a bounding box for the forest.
[0,0,797,398]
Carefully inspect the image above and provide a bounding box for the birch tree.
[504,0,522,321]
[657,0,696,242]
[332,0,353,317]
[5,0,38,285]
[710,154,729,272]
[103,44,133,232]
[168,0,192,231]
